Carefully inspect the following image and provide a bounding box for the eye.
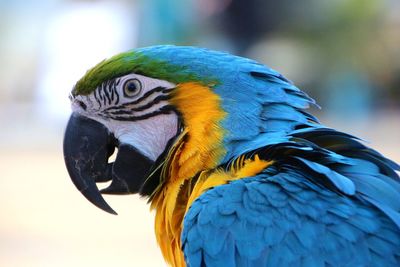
[123,78,142,97]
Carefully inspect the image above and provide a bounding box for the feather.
[70,45,400,267]
[294,157,356,195]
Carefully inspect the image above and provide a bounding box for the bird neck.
[147,81,228,266]
[147,81,316,265]
[150,151,273,266]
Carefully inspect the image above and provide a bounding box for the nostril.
[77,100,87,110]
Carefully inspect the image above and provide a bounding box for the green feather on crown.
[73,50,206,96]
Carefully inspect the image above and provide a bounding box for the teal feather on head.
[72,46,217,96]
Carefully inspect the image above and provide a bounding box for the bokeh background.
[1,0,399,266]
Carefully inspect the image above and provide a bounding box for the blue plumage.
[183,170,400,266]
[138,46,400,266]
[64,44,399,266]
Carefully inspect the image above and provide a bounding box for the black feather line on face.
[107,95,171,116]
[98,86,105,103]
[105,105,174,121]
[94,89,102,107]
[97,84,175,121]
[104,87,172,111]
[110,83,115,104]
[114,81,120,104]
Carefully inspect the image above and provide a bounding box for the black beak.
[63,113,154,215]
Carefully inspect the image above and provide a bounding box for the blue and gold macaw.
[63,45,400,267]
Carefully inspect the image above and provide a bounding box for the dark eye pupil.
[127,82,137,92]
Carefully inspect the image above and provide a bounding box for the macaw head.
[64,45,317,214]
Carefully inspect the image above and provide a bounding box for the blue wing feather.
[182,121,400,266]
[182,170,400,267]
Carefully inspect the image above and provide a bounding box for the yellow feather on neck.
[149,82,274,267]
[150,82,227,266]
[185,155,273,214]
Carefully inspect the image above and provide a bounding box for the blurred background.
[1,0,399,266]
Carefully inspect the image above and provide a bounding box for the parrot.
[63,45,400,267]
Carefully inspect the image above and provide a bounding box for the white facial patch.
[72,73,176,114]
[107,113,178,161]
[71,73,179,161]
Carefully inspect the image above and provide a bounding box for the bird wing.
[181,126,400,267]
[182,170,400,267]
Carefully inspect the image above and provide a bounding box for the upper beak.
[63,112,154,215]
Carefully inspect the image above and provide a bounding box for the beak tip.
[107,209,118,216]
[64,113,118,215]
[94,200,118,215]
[87,196,118,215]
[79,187,119,215]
